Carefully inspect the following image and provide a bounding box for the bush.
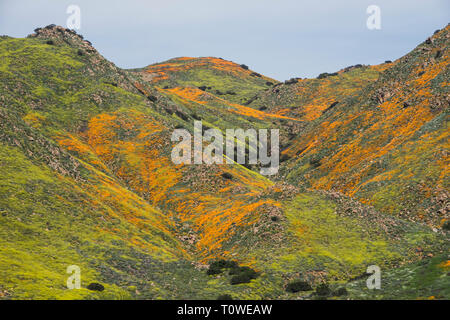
[229,266,258,285]
[284,78,297,85]
[280,154,291,163]
[286,281,312,293]
[87,283,104,291]
[221,172,233,180]
[46,40,54,45]
[310,157,321,168]
[212,259,238,269]
[174,110,188,121]
[323,101,339,114]
[217,294,233,300]
[240,64,249,70]
[443,220,450,231]
[317,72,338,79]
[207,264,223,275]
[315,283,331,297]
[147,95,157,102]
[207,259,238,275]
[334,287,348,296]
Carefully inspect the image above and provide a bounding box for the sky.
[0,0,449,80]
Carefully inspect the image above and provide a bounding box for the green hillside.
[0,24,448,300]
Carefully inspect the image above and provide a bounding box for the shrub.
[147,95,157,102]
[174,110,189,121]
[286,281,312,293]
[310,157,321,168]
[315,283,331,297]
[385,60,392,63]
[270,216,279,222]
[77,49,84,56]
[46,40,54,45]
[229,266,258,285]
[207,264,223,275]
[284,78,297,85]
[212,259,238,269]
[217,294,233,300]
[323,101,339,113]
[221,172,233,180]
[334,287,348,296]
[207,259,238,275]
[240,64,249,70]
[280,154,291,163]
[317,72,338,79]
[443,220,450,231]
[87,283,104,291]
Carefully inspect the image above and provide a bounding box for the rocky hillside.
[278,26,450,228]
[0,24,448,300]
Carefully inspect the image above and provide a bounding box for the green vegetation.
[0,24,448,300]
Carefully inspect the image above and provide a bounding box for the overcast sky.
[0,0,448,80]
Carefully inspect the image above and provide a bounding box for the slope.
[279,25,450,228]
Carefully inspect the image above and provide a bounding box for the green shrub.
[314,283,331,297]
[207,259,238,275]
[87,283,104,291]
[217,294,233,300]
[285,281,312,293]
[334,287,348,296]
[229,266,258,285]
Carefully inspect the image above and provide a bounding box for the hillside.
[278,25,450,228]
[0,24,448,300]
[134,57,278,105]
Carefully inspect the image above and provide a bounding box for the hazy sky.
[0,0,449,80]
